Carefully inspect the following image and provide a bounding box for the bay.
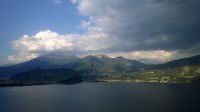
[0,83,200,112]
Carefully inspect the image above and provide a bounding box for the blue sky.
[0,0,85,65]
[0,0,200,65]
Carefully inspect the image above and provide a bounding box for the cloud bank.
[9,0,200,64]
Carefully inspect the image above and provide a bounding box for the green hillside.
[63,55,146,74]
[98,63,200,83]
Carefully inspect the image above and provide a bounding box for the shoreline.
[0,80,199,88]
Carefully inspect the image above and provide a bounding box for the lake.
[0,83,200,112]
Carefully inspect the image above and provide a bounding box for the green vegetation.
[97,65,200,83]
[65,55,145,73]
[1,54,200,85]
[11,68,82,84]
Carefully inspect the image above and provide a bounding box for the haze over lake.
[1,83,200,112]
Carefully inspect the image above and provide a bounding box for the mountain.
[0,54,145,78]
[0,54,78,78]
[1,54,200,83]
[63,54,146,73]
[38,54,78,65]
[152,55,200,69]
[101,55,200,83]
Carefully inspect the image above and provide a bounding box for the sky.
[0,0,200,65]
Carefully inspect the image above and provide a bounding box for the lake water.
[0,83,200,112]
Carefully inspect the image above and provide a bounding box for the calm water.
[0,83,200,112]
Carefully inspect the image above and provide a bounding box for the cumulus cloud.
[107,50,177,64]
[9,30,114,63]
[11,30,75,53]
[8,0,200,64]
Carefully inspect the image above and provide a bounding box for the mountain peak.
[94,54,109,58]
[32,53,78,65]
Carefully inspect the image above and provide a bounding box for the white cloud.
[70,0,78,4]
[107,50,177,64]
[9,30,114,63]
[9,30,196,64]
[80,20,91,29]
[9,0,200,64]
[8,53,39,63]
[11,30,74,52]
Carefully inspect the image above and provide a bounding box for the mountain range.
[0,54,200,83]
[0,54,145,78]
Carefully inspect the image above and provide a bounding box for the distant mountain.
[63,54,146,73]
[0,54,78,78]
[39,54,78,65]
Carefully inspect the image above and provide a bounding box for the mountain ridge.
[0,54,199,79]
[152,55,200,69]
[0,54,145,78]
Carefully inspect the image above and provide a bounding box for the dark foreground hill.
[11,68,82,84]
[0,68,82,87]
